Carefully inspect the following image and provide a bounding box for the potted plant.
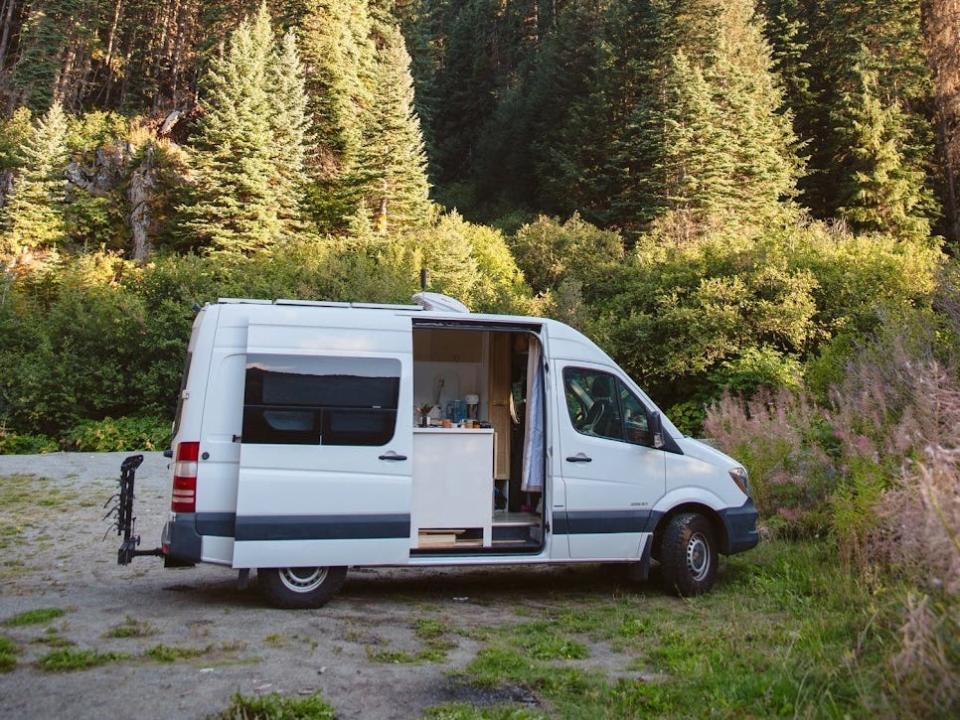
[417,403,434,428]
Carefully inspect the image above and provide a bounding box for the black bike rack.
[105,454,164,565]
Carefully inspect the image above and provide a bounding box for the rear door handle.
[379,452,407,461]
[566,453,592,463]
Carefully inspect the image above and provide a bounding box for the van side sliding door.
[232,312,414,569]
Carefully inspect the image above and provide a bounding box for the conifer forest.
[0,1,959,716]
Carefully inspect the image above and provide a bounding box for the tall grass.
[704,308,960,717]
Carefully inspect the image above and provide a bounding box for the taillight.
[171,441,199,513]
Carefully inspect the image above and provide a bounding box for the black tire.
[659,513,718,597]
[258,566,347,609]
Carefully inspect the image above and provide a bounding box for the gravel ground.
[0,452,641,719]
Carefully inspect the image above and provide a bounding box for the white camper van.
[147,295,757,608]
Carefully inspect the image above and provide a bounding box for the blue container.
[445,400,468,423]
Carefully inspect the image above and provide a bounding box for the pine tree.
[296,0,377,230]
[356,23,431,234]
[837,63,932,239]
[178,3,282,254]
[708,0,802,217]
[655,52,736,218]
[613,0,800,231]
[1,101,69,255]
[268,29,311,232]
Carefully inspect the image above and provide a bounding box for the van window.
[242,355,401,446]
[563,367,651,446]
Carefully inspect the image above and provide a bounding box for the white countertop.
[414,427,494,434]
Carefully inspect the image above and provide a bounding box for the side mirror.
[650,411,665,449]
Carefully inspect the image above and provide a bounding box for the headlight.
[729,467,750,495]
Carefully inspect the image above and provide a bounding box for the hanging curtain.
[521,337,545,492]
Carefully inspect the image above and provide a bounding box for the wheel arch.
[651,502,729,558]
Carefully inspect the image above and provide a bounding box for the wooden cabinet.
[488,332,512,480]
[413,329,482,363]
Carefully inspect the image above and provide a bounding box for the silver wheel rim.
[686,533,711,582]
[278,567,328,593]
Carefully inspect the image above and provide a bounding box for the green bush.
[64,416,172,452]
[594,221,940,411]
[0,430,58,455]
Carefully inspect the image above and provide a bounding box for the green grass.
[32,627,75,648]
[423,704,547,720]
[365,616,459,665]
[2,607,65,627]
[144,644,210,662]
[37,648,129,672]
[0,636,18,672]
[104,616,156,639]
[446,540,899,719]
[211,692,335,719]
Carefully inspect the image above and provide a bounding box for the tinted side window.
[243,355,400,446]
[563,368,624,441]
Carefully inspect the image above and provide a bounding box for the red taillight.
[171,441,199,513]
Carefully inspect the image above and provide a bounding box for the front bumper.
[719,498,760,554]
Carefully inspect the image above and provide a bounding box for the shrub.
[510,213,624,296]
[0,429,58,455]
[65,416,171,452]
[704,390,836,536]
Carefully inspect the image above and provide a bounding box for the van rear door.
[232,310,413,569]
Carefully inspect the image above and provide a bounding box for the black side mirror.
[650,411,665,449]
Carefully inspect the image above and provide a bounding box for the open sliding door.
[232,312,413,569]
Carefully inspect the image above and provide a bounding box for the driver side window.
[563,367,652,446]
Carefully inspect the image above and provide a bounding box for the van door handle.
[379,452,407,461]
[566,453,592,463]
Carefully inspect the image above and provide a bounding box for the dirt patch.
[0,452,649,719]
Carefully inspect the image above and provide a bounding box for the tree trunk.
[128,144,156,264]
[922,0,960,242]
[0,0,18,70]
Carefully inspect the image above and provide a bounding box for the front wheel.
[258,566,347,609]
[659,513,718,597]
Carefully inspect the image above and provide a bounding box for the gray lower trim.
[195,512,236,537]
[552,509,651,535]
[234,514,411,542]
[165,514,202,564]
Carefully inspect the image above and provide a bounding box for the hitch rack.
[109,454,164,565]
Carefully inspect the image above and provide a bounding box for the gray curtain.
[521,338,545,492]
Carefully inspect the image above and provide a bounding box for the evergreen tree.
[268,29,311,232]
[709,0,801,217]
[613,0,800,231]
[296,0,377,230]
[1,101,69,255]
[837,63,932,239]
[178,3,282,254]
[356,23,431,233]
[654,52,735,219]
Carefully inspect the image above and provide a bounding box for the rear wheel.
[659,513,718,597]
[258,566,347,609]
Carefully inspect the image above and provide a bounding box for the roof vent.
[413,292,470,313]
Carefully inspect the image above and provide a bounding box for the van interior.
[410,325,545,554]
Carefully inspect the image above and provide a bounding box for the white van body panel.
[161,299,758,573]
